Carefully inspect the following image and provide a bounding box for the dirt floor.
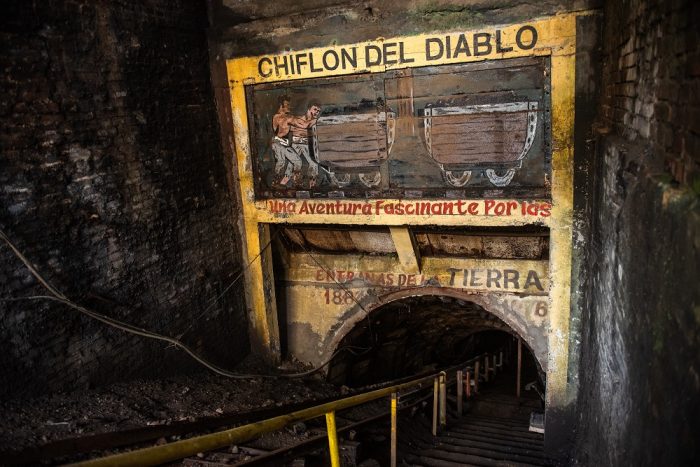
[0,355,342,454]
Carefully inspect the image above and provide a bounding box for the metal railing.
[71,349,506,467]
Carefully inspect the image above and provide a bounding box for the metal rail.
[70,351,504,467]
[2,392,360,465]
[233,391,433,466]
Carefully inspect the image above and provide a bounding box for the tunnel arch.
[324,287,547,384]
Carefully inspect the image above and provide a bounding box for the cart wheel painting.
[442,170,472,187]
[330,172,352,187]
[485,168,517,187]
[358,171,382,188]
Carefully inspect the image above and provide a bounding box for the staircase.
[399,367,552,466]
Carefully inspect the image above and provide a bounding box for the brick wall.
[0,0,249,399]
[598,0,699,185]
[574,0,699,464]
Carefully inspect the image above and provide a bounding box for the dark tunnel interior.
[326,295,543,390]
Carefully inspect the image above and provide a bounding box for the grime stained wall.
[210,0,601,458]
[0,0,249,399]
[574,0,700,464]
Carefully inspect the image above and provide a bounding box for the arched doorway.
[326,294,544,393]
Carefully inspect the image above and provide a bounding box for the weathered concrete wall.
[574,0,700,464]
[211,1,601,459]
[0,0,248,399]
[280,252,550,370]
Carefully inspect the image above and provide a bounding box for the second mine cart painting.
[247,56,550,199]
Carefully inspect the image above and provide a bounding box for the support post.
[474,361,480,394]
[456,370,463,417]
[390,392,397,467]
[242,223,282,364]
[325,411,341,467]
[439,373,447,430]
[517,338,522,398]
[493,354,497,375]
[465,371,471,398]
[389,227,421,273]
[432,377,439,436]
[484,355,490,383]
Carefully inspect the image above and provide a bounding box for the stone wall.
[0,0,249,399]
[574,0,699,464]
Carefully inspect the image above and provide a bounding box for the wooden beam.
[389,226,421,273]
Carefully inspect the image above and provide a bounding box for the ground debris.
[0,355,340,452]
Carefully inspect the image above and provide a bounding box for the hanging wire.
[174,228,281,340]
[0,229,371,379]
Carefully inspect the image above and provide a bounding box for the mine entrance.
[326,294,544,397]
[272,224,549,372]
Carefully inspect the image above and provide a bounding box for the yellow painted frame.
[226,14,575,409]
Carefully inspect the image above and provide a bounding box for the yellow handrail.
[70,374,437,466]
[70,352,498,467]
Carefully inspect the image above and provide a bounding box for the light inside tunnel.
[326,295,544,389]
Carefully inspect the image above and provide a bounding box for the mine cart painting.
[247,56,549,199]
[423,101,539,187]
[313,112,396,188]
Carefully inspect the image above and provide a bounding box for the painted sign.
[268,198,551,217]
[254,25,540,79]
[282,254,549,295]
[281,252,550,369]
[246,56,550,199]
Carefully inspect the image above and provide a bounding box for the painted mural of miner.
[290,102,322,187]
[271,95,321,188]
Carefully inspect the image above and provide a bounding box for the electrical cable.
[0,229,368,379]
[174,227,281,340]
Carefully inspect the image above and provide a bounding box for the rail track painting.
[246,56,550,199]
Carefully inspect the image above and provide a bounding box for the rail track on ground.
[1,392,346,465]
[3,348,550,466]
